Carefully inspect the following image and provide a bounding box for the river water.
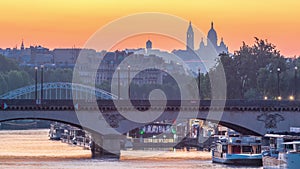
[0,129,262,169]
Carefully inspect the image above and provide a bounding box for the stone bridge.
[0,99,300,158]
[0,99,299,136]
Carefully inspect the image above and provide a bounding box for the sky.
[0,0,299,57]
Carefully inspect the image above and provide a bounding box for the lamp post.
[277,67,281,100]
[117,67,120,100]
[41,65,44,102]
[198,68,201,100]
[295,66,298,100]
[34,67,38,102]
[128,65,130,99]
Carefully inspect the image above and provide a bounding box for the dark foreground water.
[0,130,262,169]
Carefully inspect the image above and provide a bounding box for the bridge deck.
[0,99,299,112]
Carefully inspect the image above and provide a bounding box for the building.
[172,21,229,73]
[198,22,228,54]
[186,21,194,50]
[53,48,81,66]
[29,45,53,65]
[146,40,152,50]
[76,50,165,87]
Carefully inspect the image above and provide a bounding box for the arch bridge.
[0,82,117,100]
[0,99,299,136]
[1,83,300,158]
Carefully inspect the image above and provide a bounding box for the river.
[0,129,262,169]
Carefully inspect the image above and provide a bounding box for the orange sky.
[0,0,300,56]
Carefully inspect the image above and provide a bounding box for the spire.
[187,21,193,32]
[21,39,24,50]
[186,21,194,50]
[199,37,205,49]
[211,22,214,29]
[221,37,223,42]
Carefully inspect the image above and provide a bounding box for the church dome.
[220,38,225,47]
[207,22,218,47]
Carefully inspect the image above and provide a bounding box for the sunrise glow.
[0,0,299,56]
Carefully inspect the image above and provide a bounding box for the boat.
[262,134,300,169]
[212,135,262,166]
[49,123,65,140]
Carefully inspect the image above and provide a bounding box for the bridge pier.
[91,134,125,159]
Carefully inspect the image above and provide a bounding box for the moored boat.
[262,134,300,169]
[212,135,262,166]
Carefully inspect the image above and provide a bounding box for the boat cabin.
[216,136,262,154]
[282,141,300,153]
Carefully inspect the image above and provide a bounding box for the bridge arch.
[218,121,261,135]
[0,82,117,100]
[0,117,83,130]
[0,115,83,129]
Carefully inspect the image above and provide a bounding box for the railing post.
[41,65,44,103]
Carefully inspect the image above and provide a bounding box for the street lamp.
[295,66,298,100]
[277,67,281,100]
[41,65,44,102]
[117,67,120,100]
[198,68,201,100]
[34,67,38,101]
[128,65,131,99]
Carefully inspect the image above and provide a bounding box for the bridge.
[0,99,299,136]
[0,82,300,158]
[0,82,118,100]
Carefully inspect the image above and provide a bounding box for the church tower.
[146,39,152,49]
[186,21,194,50]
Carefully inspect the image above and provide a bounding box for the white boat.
[212,136,262,166]
[263,140,300,169]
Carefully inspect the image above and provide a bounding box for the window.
[242,146,252,153]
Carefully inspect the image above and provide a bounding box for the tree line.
[202,37,300,100]
[0,55,72,95]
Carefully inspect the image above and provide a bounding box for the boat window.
[285,144,293,151]
[242,146,252,153]
[256,145,261,153]
[295,144,300,152]
[231,146,241,154]
[222,145,227,153]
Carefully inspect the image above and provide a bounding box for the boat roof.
[265,134,300,140]
[282,141,300,145]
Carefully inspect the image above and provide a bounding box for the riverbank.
[0,129,211,162]
[0,129,91,162]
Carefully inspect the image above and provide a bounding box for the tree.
[208,38,286,99]
[0,73,8,94]
[0,55,19,72]
[6,70,31,91]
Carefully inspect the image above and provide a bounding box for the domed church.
[186,21,228,54]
